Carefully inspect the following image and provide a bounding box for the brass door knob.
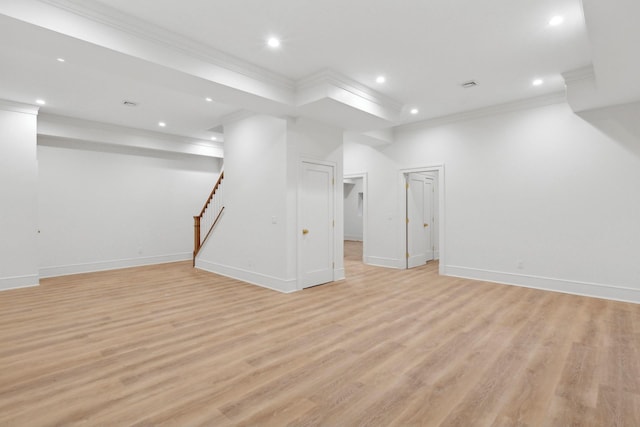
[302,229,309,235]
[424,223,429,227]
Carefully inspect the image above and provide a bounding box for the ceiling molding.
[396,91,567,133]
[207,109,257,130]
[38,113,224,157]
[562,65,595,83]
[37,0,295,91]
[297,69,404,113]
[0,99,40,115]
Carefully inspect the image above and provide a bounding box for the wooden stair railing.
[193,170,225,265]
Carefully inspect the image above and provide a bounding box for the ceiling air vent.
[461,80,478,89]
[122,100,138,107]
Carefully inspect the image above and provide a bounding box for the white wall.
[346,101,640,303]
[344,178,363,241]
[196,115,292,291]
[287,117,344,281]
[196,115,344,291]
[0,101,39,290]
[37,139,221,277]
[344,142,399,268]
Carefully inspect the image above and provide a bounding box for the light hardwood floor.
[0,241,639,426]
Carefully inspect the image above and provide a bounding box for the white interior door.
[299,161,334,288]
[424,178,434,262]
[407,173,434,268]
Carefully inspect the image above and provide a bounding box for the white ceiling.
[89,0,590,116]
[0,0,638,143]
[0,14,235,141]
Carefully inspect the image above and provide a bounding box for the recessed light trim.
[35,99,46,105]
[376,75,386,84]
[205,97,213,102]
[56,58,65,63]
[532,78,544,86]
[549,15,564,26]
[211,136,217,141]
[158,122,166,127]
[267,37,281,48]
[410,108,419,115]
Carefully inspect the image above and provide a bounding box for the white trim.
[344,235,363,242]
[395,91,566,132]
[0,274,39,291]
[196,259,297,294]
[446,265,640,305]
[365,256,403,269]
[399,165,446,276]
[562,65,595,83]
[344,172,368,264]
[39,253,191,278]
[38,113,224,158]
[37,0,295,90]
[297,69,403,112]
[207,109,256,130]
[334,268,346,281]
[0,99,39,115]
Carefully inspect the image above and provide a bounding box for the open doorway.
[402,167,444,273]
[343,173,367,273]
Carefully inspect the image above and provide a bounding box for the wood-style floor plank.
[0,241,638,426]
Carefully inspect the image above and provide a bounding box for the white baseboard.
[334,267,346,281]
[196,259,297,293]
[365,256,403,269]
[344,235,363,242]
[445,265,640,304]
[435,250,440,260]
[0,274,39,291]
[39,253,192,278]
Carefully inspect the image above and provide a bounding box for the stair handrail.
[193,170,224,264]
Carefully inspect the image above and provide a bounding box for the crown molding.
[38,113,224,157]
[207,109,257,130]
[562,65,595,83]
[297,69,404,113]
[396,91,567,133]
[37,0,295,91]
[0,99,40,115]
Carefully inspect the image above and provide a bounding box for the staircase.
[193,171,224,265]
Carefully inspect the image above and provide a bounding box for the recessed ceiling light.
[532,79,544,86]
[376,75,386,84]
[410,108,419,115]
[56,58,65,63]
[205,97,213,102]
[35,99,46,105]
[549,15,564,26]
[158,122,166,127]
[267,37,281,48]
[211,136,217,141]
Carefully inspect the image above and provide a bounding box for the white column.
[0,100,39,290]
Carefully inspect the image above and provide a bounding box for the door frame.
[297,158,338,290]
[399,165,446,275]
[343,172,368,264]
